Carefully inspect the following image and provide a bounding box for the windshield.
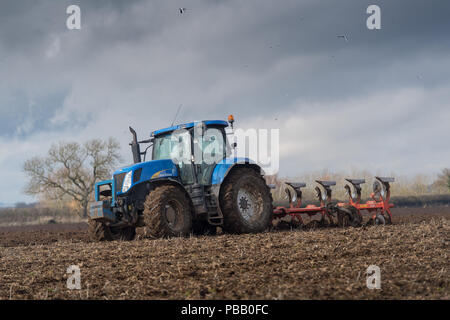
[152,130,191,163]
[152,126,226,166]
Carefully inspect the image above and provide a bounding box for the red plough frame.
[271,177,395,227]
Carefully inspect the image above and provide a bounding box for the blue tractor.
[88,116,273,240]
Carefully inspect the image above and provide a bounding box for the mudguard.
[211,157,261,185]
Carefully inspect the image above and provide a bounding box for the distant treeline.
[1,194,449,226]
[0,206,83,226]
[8,194,441,223]
[390,194,450,208]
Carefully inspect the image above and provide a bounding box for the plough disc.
[337,205,362,227]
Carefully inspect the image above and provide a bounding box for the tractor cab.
[150,120,229,185]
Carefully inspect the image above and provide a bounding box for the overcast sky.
[0,0,449,204]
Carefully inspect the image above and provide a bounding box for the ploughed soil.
[0,206,448,299]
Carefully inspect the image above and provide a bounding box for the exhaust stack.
[129,127,142,164]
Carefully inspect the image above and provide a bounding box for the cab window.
[199,127,225,164]
[152,130,191,163]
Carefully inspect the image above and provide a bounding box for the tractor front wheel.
[219,167,273,234]
[143,184,192,238]
[88,219,136,241]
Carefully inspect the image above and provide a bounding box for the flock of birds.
[176,7,356,123]
[178,8,350,44]
[174,6,423,120]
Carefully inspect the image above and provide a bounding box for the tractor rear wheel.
[219,167,273,234]
[88,219,136,241]
[143,184,192,238]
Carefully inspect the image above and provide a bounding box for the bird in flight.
[337,35,349,42]
[179,8,189,14]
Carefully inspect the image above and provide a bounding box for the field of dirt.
[0,206,448,300]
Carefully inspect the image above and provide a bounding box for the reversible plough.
[272,177,395,229]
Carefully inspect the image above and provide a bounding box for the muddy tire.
[143,184,192,238]
[219,167,273,234]
[338,205,362,227]
[88,219,136,241]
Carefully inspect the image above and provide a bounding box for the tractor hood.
[113,159,178,195]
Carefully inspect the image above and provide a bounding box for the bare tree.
[431,168,450,193]
[444,168,450,191]
[23,138,122,218]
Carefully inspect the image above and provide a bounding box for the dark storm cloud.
[0,0,449,202]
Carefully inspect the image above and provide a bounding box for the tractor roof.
[151,120,228,137]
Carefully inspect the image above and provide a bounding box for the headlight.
[122,171,132,193]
